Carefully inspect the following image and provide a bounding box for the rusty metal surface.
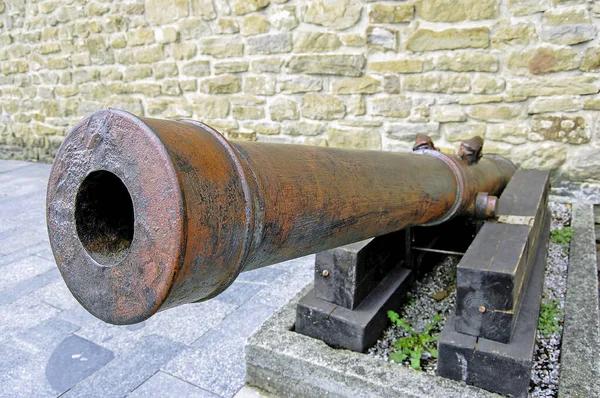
[46,110,516,325]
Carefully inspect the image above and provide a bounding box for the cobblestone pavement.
[0,160,314,398]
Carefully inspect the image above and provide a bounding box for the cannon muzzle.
[47,109,516,325]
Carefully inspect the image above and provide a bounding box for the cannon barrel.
[46,109,516,325]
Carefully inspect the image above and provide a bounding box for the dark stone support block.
[296,265,411,352]
[437,212,550,397]
[455,169,550,343]
[314,230,407,310]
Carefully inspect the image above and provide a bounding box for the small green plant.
[538,299,561,337]
[550,227,573,245]
[387,311,441,370]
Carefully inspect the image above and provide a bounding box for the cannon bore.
[47,109,516,325]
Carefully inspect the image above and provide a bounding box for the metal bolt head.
[479,305,486,313]
[322,270,329,277]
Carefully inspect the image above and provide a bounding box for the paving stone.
[128,371,219,398]
[251,262,314,309]
[0,225,50,255]
[47,335,114,394]
[0,267,60,305]
[0,255,57,291]
[0,318,89,397]
[31,278,81,311]
[213,281,266,307]
[75,299,237,352]
[236,264,285,284]
[164,299,279,397]
[0,241,53,268]
[0,160,31,173]
[0,296,61,340]
[63,335,183,397]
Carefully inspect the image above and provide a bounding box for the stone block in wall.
[415,0,498,22]
[240,14,270,36]
[124,66,152,82]
[444,123,486,142]
[270,5,299,31]
[191,0,217,20]
[371,97,411,118]
[243,75,276,95]
[232,106,265,120]
[287,54,366,76]
[404,73,470,94]
[331,77,381,95]
[247,33,292,54]
[506,46,580,75]
[146,0,189,24]
[134,45,164,64]
[200,75,242,94]
[486,124,529,145]
[153,63,179,79]
[492,21,537,48]
[242,122,280,136]
[178,18,212,40]
[508,76,599,97]
[530,115,590,144]
[435,52,498,72]
[472,75,505,94]
[569,147,600,181]
[407,27,489,52]
[431,105,467,123]
[467,104,523,122]
[366,26,398,52]
[182,60,211,77]
[214,18,240,34]
[214,61,249,74]
[387,122,440,143]
[269,98,299,121]
[198,37,244,58]
[161,80,182,96]
[251,58,283,73]
[282,121,326,136]
[230,0,270,15]
[293,31,342,53]
[228,131,257,141]
[368,59,424,74]
[345,96,367,116]
[147,98,193,118]
[583,97,600,111]
[302,0,362,30]
[528,97,581,114]
[508,0,550,16]
[540,7,597,45]
[127,27,155,46]
[103,97,144,115]
[369,3,413,23]
[280,76,323,93]
[192,97,230,119]
[301,94,346,120]
[172,43,197,60]
[580,47,600,72]
[327,126,381,150]
[341,33,366,47]
[511,143,567,170]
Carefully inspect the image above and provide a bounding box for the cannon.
[46,109,516,325]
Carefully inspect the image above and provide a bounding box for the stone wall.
[0,0,599,184]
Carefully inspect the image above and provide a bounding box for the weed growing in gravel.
[550,227,573,245]
[538,299,562,337]
[387,311,440,370]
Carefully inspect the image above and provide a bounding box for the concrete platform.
[245,203,600,398]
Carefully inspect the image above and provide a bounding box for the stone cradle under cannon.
[46,109,516,326]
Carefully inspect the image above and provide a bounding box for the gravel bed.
[367,255,459,374]
[368,202,571,396]
[529,202,571,398]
